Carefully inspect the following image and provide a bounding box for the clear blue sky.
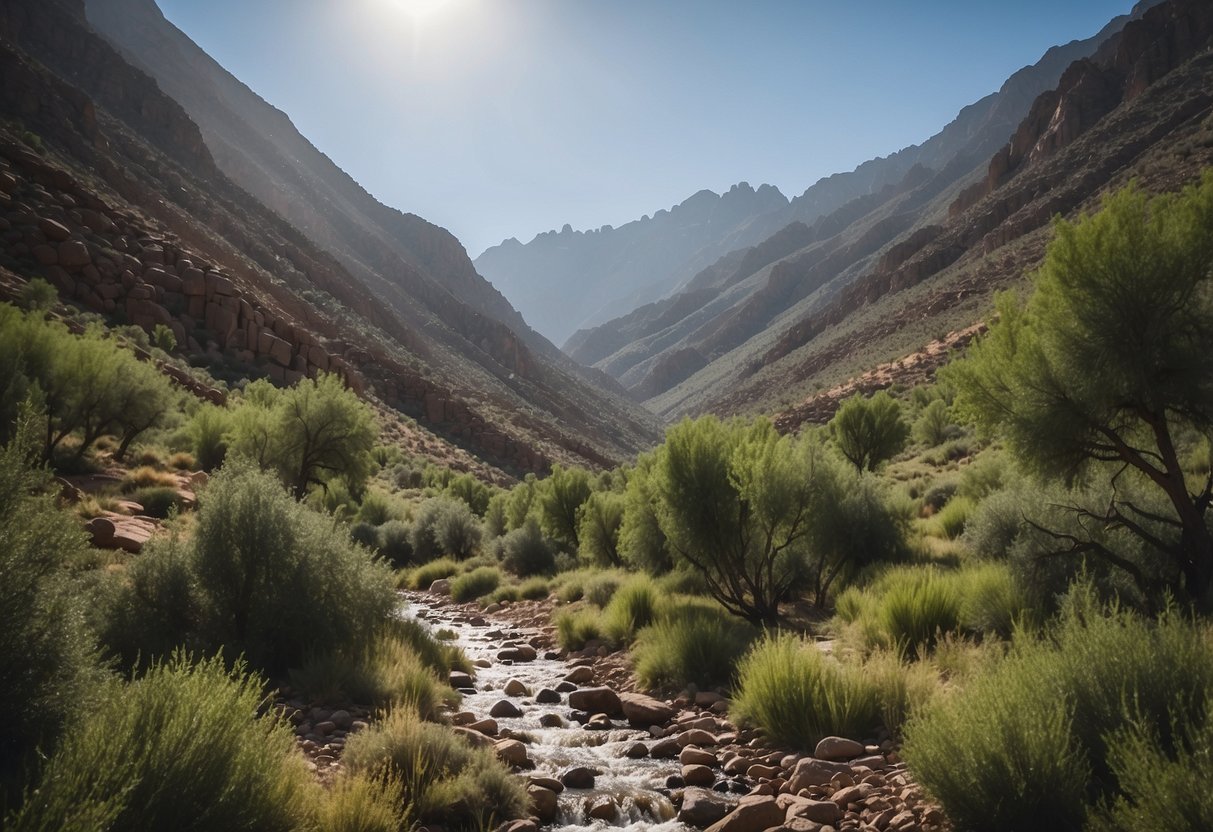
[157,0,1136,257]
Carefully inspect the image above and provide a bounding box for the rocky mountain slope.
[0,0,660,476]
[475,182,789,344]
[564,0,1199,420]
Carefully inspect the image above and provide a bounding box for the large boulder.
[619,692,675,727]
[678,788,737,828]
[493,738,529,767]
[567,686,622,716]
[705,795,783,832]
[813,736,865,761]
[527,786,558,823]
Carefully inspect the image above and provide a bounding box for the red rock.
[57,240,91,268]
[38,217,71,241]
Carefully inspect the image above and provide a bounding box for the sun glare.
[390,0,455,23]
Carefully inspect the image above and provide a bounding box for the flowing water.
[404,594,692,832]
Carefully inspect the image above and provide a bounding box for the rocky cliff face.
[475,182,790,345]
[0,0,660,474]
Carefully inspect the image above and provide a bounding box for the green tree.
[912,399,954,447]
[579,490,625,567]
[538,465,592,551]
[652,416,828,623]
[830,390,909,471]
[617,455,672,574]
[945,176,1213,603]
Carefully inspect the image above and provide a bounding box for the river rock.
[587,796,617,821]
[786,798,842,825]
[677,729,718,747]
[453,726,493,748]
[567,686,621,716]
[498,645,538,662]
[468,718,498,735]
[494,738,529,766]
[681,746,717,766]
[504,678,530,697]
[683,764,715,787]
[814,736,865,761]
[490,700,523,718]
[529,775,564,793]
[330,710,352,729]
[563,666,594,684]
[620,692,676,727]
[561,766,600,789]
[535,688,561,704]
[788,757,852,789]
[746,763,780,780]
[429,578,451,595]
[527,786,558,822]
[830,782,874,807]
[705,795,785,832]
[555,681,578,693]
[651,737,681,758]
[496,820,538,832]
[449,671,474,689]
[624,741,649,759]
[538,713,564,728]
[678,788,736,828]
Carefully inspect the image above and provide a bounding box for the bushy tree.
[945,176,1213,603]
[618,455,672,573]
[912,399,955,447]
[830,390,909,472]
[579,490,625,567]
[537,464,592,551]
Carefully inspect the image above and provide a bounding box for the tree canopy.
[830,390,909,472]
[946,174,1213,603]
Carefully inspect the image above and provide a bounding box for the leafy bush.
[407,557,459,590]
[99,462,396,673]
[317,773,407,832]
[554,608,602,651]
[342,708,526,831]
[357,490,401,526]
[16,277,57,312]
[579,490,625,567]
[444,473,491,516]
[903,589,1213,832]
[8,653,315,831]
[187,405,231,471]
[492,518,555,576]
[0,419,102,794]
[961,487,1026,559]
[584,570,626,607]
[830,390,909,472]
[121,465,180,491]
[289,627,455,716]
[879,570,961,657]
[956,562,1035,638]
[389,616,471,676]
[129,485,183,518]
[602,575,661,644]
[732,634,884,749]
[376,519,413,567]
[410,497,482,561]
[632,599,756,691]
[912,399,955,447]
[449,566,501,602]
[516,576,549,600]
[350,521,381,550]
[930,495,974,539]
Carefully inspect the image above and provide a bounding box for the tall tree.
[830,390,909,472]
[946,175,1213,602]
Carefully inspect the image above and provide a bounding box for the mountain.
[0,0,660,477]
[565,0,1196,419]
[475,182,789,344]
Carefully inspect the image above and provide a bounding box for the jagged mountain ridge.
[565,0,1167,411]
[476,181,790,344]
[0,0,660,475]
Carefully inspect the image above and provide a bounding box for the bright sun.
[391,0,455,22]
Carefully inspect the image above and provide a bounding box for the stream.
[404,593,692,832]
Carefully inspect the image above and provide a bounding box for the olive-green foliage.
[8,653,315,832]
[407,557,460,590]
[187,404,231,471]
[130,485,184,518]
[945,175,1213,602]
[537,465,592,550]
[388,616,471,676]
[491,518,555,576]
[830,390,909,472]
[554,607,602,651]
[879,571,961,657]
[0,304,181,460]
[578,490,625,567]
[343,708,526,832]
[0,416,102,794]
[410,497,482,561]
[929,495,975,539]
[912,399,955,447]
[1096,710,1213,832]
[732,634,885,750]
[350,521,380,550]
[317,773,407,832]
[444,473,491,516]
[357,490,402,526]
[99,462,396,674]
[631,598,757,690]
[288,626,456,716]
[449,566,501,602]
[516,576,551,600]
[16,277,56,312]
[601,574,661,644]
[482,492,508,538]
[617,454,672,573]
[151,323,177,353]
[229,373,377,499]
[376,520,413,567]
[502,475,539,531]
[903,588,1213,832]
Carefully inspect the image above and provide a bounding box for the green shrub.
[8,653,315,831]
[554,608,602,650]
[350,521,380,550]
[732,633,883,750]
[16,277,57,312]
[517,576,550,600]
[492,519,555,577]
[318,773,407,832]
[389,616,471,676]
[903,590,1213,832]
[961,488,1026,559]
[602,575,661,644]
[632,599,756,690]
[488,584,520,604]
[410,497,482,561]
[408,557,459,590]
[1096,711,1213,832]
[187,405,230,471]
[0,419,102,794]
[99,461,396,674]
[444,473,491,516]
[342,709,526,831]
[289,628,455,716]
[930,495,975,539]
[376,520,413,567]
[584,570,626,607]
[880,570,961,656]
[449,566,501,602]
[654,567,710,596]
[357,490,400,526]
[957,562,1035,638]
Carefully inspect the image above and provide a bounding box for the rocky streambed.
[404,592,949,832]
